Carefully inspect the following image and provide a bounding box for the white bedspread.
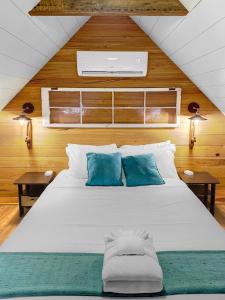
[1,170,225,300]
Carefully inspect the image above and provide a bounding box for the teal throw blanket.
[0,251,224,298]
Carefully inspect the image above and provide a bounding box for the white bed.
[1,170,225,300]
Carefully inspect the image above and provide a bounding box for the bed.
[1,169,225,300]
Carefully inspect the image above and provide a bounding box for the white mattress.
[1,170,225,300]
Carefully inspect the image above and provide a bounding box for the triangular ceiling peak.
[6,15,218,118]
[1,0,225,116]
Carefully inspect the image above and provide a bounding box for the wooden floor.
[214,192,225,230]
[0,195,225,245]
[0,205,20,245]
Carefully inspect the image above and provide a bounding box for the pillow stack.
[65,141,178,187]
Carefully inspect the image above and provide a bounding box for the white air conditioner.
[77,51,148,77]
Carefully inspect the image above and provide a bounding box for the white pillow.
[120,140,171,151]
[66,144,118,179]
[120,146,178,179]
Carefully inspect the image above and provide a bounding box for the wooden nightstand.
[179,172,220,216]
[14,172,56,216]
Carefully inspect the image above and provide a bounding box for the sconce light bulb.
[194,119,200,126]
[19,118,26,126]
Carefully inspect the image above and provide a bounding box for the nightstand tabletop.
[14,172,56,185]
[179,171,220,185]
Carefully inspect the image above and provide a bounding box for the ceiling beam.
[29,0,188,16]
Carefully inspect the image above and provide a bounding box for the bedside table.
[14,172,56,216]
[179,172,220,216]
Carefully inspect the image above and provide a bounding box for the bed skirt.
[0,251,225,298]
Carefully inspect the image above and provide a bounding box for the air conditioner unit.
[77,51,148,77]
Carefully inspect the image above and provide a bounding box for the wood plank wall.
[1,16,225,203]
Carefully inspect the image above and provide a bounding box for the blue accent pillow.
[122,154,165,187]
[86,152,123,186]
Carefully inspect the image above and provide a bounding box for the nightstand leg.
[18,184,24,217]
[210,184,216,216]
[204,184,208,207]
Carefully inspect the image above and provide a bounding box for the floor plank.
[0,196,224,245]
[214,190,225,230]
[0,205,20,245]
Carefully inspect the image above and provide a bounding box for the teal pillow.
[122,154,165,187]
[86,152,123,186]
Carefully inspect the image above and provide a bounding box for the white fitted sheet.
[1,170,225,300]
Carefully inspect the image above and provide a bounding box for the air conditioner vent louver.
[77,51,148,77]
[82,71,144,75]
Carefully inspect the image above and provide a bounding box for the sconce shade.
[188,102,207,121]
[13,114,31,121]
[189,113,207,121]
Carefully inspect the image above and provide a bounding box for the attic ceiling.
[0,0,89,110]
[29,0,188,16]
[133,0,225,114]
[0,0,225,115]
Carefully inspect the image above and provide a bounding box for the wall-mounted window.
[42,88,181,128]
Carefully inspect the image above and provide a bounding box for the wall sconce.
[188,102,207,149]
[13,103,34,150]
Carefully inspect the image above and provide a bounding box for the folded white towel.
[104,229,150,243]
[102,229,163,294]
[116,235,145,255]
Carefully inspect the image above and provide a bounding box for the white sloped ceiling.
[133,0,225,114]
[179,0,202,11]
[0,0,89,110]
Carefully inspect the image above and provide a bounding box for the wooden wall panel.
[50,108,81,123]
[82,108,112,123]
[1,16,225,202]
[146,91,177,107]
[49,91,80,107]
[114,92,144,107]
[146,108,177,124]
[114,108,144,123]
[82,92,112,107]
